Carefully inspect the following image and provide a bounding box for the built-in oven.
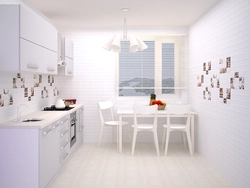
[70,111,76,148]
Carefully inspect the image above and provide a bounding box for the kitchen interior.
[0,0,249,188]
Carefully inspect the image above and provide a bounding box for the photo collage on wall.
[197,57,244,104]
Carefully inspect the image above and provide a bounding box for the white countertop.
[0,104,84,130]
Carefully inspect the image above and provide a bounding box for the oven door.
[70,123,75,140]
[70,122,76,147]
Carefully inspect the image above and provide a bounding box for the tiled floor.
[51,143,232,188]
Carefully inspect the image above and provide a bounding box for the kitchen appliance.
[43,105,74,111]
[70,111,76,148]
[55,98,66,109]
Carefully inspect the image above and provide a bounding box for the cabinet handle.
[67,71,73,75]
[60,130,68,137]
[47,67,55,72]
[27,63,39,69]
[60,153,68,162]
[43,128,51,135]
[60,142,68,150]
[61,118,68,124]
[53,123,60,129]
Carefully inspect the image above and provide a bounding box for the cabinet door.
[20,39,58,74]
[64,38,74,59]
[65,57,73,76]
[76,108,84,144]
[58,115,70,166]
[40,124,58,188]
[20,5,58,52]
[58,56,73,76]
[0,5,20,72]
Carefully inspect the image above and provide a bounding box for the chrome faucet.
[17,104,28,121]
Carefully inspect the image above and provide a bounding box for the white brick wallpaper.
[188,0,250,187]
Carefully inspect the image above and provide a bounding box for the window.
[117,36,187,99]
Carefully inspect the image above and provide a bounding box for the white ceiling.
[23,0,221,30]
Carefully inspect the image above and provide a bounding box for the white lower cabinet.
[58,116,70,165]
[0,105,84,188]
[40,115,70,188]
[0,111,85,188]
[40,122,59,188]
[76,107,84,145]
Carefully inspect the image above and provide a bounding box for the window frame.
[115,35,186,101]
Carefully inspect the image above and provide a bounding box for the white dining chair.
[162,104,193,156]
[131,105,159,156]
[98,100,130,150]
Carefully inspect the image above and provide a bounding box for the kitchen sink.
[14,118,44,122]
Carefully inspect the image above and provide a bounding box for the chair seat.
[132,124,154,130]
[163,123,186,130]
[105,121,128,126]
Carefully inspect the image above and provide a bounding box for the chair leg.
[98,124,104,147]
[153,130,160,156]
[161,128,166,149]
[164,129,170,156]
[131,129,137,156]
[116,125,119,151]
[186,130,193,156]
[112,125,115,143]
[182,131,187,148]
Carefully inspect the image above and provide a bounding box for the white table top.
[117,108,196,115]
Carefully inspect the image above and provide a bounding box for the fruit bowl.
[150,99,166,110]
[157,104,166,110]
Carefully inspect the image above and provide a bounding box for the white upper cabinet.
[64,38,74,59]
[20,5,58,52]
[0,4,58,74]
[58,35,74,76]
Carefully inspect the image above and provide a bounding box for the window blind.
[162,43,175,94]
[119,41,155,96]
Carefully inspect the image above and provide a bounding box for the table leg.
[119,115,122,153]
[191,115,194,154]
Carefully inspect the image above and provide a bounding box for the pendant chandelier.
[103,18,148,53]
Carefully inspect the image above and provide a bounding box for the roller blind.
[119,41,155,96]
[162,43,175,94]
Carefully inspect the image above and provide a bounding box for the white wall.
[57,28,188,143]
[188,0,250,187]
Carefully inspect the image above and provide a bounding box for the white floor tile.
[51,143,232,188]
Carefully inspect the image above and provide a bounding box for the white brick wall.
[188,0,250,187]
[57,28,188,143]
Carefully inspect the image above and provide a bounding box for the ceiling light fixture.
[103,9,148,53]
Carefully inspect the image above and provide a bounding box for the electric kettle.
[55,97,65,109]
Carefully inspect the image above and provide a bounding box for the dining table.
[117,107,196,154]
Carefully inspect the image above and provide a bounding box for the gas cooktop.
[43,105,74,111]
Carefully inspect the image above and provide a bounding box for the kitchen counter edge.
[0,104,84,129]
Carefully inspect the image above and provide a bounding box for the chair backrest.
[166,104,191,128]
[98,100,114,124]
[133,105,158,128]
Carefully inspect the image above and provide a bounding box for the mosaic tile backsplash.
[197,56,245,104]
[0,72,59,122]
